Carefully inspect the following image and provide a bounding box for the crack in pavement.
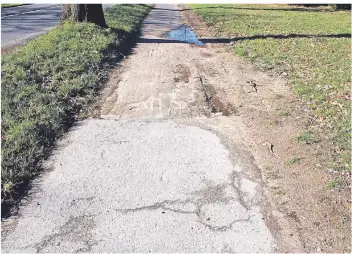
[34,214,97,253]
[198,216,252,232]
[113,174,255,232]
[27,197,100,252]
[114,198,196,215]
[229,171,252,211]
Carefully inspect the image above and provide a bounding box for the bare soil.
[183,7,351,253]
[92,6,351,252]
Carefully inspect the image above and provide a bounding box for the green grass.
[326,179,344,190]
[188,4,351,172]
[1,4,152,205]
[296,130,317,144]
[285,157,304,166]
[278,110,291,117]
[1,4,23,8]
[327,179,337,189]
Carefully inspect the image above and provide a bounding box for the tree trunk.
[61,4,107,27]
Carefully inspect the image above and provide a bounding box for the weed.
[296,130,317,144]
[327,179,338,189]
[285,157,304,166]
[279,110,291,117]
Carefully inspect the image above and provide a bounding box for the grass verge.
[1,4,23,8]
[1,4,152,215]
[187,4,351,172]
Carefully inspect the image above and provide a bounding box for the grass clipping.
[1,4,151,205]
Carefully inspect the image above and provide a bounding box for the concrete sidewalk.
[1,4,278,252]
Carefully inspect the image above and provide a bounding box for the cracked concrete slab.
[1,120,276,252]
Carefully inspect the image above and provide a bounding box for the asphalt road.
[1,4,110,48]
[1,4,61,48]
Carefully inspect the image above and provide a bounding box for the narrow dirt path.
[2,4,305,252]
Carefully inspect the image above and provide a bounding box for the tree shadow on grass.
[182,5,350,13]
[137,33,351,45]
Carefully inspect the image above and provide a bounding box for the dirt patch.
[200,81,235,116]
[180,6,221,42]
[183,6,351,253]
[210,96,232,116]
[89,4,351,252]
[200,51,213,58]
[174,64,191,83]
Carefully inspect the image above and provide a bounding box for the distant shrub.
[329,4,351,10]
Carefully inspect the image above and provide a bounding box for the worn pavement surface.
[2,4,283,252]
